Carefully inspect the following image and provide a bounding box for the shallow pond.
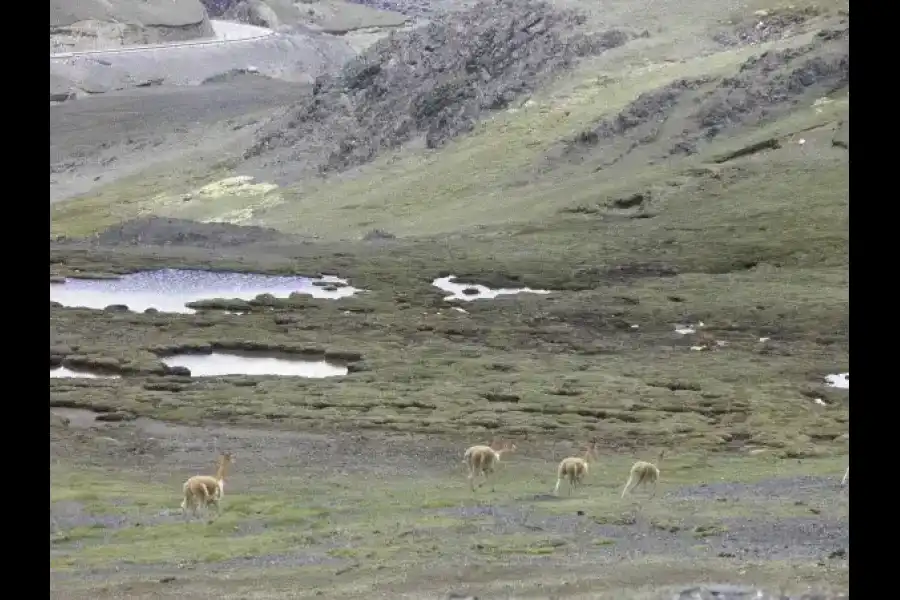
[824,373,849,389]
[49,269,361,313]
[160,352,348,377]
[50,366,120,379]
[432,275,552,302]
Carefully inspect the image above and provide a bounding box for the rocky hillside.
[50,0,214,53]
[241,0,631,181]
[553,23,849,169]
[200,0,409,33]
[204,0,451,20]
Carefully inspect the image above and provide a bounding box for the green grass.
[50,452,847,570]
[50,5,848,595]
[50,261,848,452]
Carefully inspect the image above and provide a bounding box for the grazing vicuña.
[554,440,599,496]
[621,450,665,498]
[463,439,516,491]
[181,453,234,520]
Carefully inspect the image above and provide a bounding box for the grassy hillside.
[50,0,849,596]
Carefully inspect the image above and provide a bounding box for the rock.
[95,411,137,422]
[243,0,630,177]
[163,365,192,377]
[610,192,648,209]
[462,287,480,296]
[324,350,362,362]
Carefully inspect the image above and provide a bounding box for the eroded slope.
[240,0,632,181]
[50,0,215,53]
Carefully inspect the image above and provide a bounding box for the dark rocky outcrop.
[242,0,630,179]
[93,217,290,247]
[554,26,848,168]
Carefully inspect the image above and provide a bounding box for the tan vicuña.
[621,450,665,499]
[463,439,516,491]
[554,440,599,496]
[181,453,234,520]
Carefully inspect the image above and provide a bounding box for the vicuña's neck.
[215,461,228,481]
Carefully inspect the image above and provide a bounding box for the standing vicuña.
[621,450,665,498]
[181,453,234,519]
[463,439,516,491]
[554,440,599,496]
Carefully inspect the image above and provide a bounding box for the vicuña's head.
[218,453,235,469]
[657,449,666,462]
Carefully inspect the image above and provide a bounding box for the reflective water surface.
[824,373,849,389]
[432,275,552,302]
[50,366,120,379]
[161,352,348,377]
[49,269,361,313]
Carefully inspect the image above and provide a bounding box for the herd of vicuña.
[180,442,848,520]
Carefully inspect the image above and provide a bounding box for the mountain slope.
[50,0,215,52]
